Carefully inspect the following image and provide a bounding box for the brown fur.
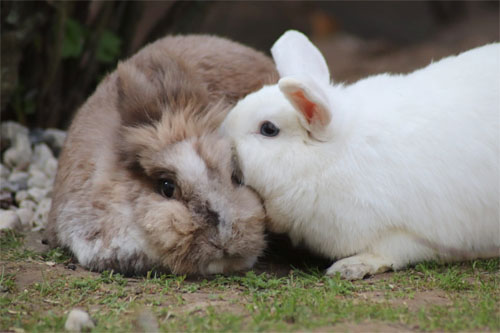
[46,35,278,275]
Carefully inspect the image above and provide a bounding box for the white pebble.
[28,168,50,189]
[0,163,10,180]
[27,188,49,203]
[45,157,58,179]
[32,197,51,227]
[1,172,28,193]
[8,172,29,190]
[15,191,29,205]
[42,128,67,153]
[0,209,21,230]
[16,208,34,228]
[64,309,95,332]
[3,132,32,171]
[20,199,37,212]
[32,143,56,177]
[1,121,29,142]
[134,309,159,332]
[8,171,29,183]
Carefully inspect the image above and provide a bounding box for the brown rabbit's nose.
[209,241,223,250]
[193,203,221,226]
[205,208,227,228]
[209,242,230,256]
[205,208,220,226]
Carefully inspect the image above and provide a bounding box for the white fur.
[162,141,237,244]
[56,181,161,272]
[271,30,330,83]
[167,141,208,181]
[222,30,500,279]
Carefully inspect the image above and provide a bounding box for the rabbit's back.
[307,43,500,258]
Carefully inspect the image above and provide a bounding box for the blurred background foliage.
[1,0,498,129]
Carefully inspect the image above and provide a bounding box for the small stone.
[0,180,26,193]
[20,200,37,212]
[26,188,49,203]
[14,190,28,205]
[2,172,29,193]
[32,197,51,227]
[8,171,29,189]
[0,209,21,230]
[27,168,50,189]
[31,143,56,177]
[16,207,34,228]
[64,309,95,332]
[42,128,67,156]
[3,132,32,171]
[8,171,29,182]
[1,121,29,147]
[0,191,13,209]
[0,163,10,180]
[133,309,159,333]
[0,181,13,193]
[44,158,58,180]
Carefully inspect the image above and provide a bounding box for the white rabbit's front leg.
[326,253,393,280]
[326,232,436,280]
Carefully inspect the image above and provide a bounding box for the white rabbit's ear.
[271,30,330,84]
[279,77,332,141]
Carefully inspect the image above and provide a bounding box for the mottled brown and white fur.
[46,35,278,275]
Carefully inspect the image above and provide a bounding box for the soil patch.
[325,322,413,333]
[177,290,248,316]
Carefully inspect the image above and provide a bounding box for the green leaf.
[61,18,85,58]
[96,30,121,64]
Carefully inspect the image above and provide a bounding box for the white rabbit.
[222,30,500,280]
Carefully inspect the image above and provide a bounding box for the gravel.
[0,121,66,231]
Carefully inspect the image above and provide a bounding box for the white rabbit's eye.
[159,179,175,198]
[260,121,280,137]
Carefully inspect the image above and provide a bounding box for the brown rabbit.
[46,35,278,275]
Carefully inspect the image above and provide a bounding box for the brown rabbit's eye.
[159,179,175,198]
[260,121,280,137]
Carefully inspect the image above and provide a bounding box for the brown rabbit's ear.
[116,62,163,127]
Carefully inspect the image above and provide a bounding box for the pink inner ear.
[292,91,316,124]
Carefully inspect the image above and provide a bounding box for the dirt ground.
[2,229,498,331]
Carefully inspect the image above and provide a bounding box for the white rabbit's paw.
[327,261,371,280]
[326,254,392,280]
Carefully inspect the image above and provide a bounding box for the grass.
[1,229,499,332]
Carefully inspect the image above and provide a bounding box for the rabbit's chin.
[201,256,258,275]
